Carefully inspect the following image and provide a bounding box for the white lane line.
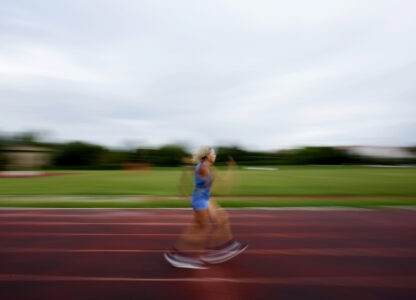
[0,222,191,226]
[0,232,411,238]
[0,214,285,219]
[0,208,191,210]
[1,221,413,227]
[1,233,179,237]
[0,274,415,288]
[1,207,405,211]
[1,248,416,257]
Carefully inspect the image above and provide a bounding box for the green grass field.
[1,166,415,208]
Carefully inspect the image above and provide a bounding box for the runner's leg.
[175,208,211,253]
[206,200,233,248]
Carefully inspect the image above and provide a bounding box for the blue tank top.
[191,162,213,201]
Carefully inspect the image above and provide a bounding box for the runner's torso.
[192,162,213,201]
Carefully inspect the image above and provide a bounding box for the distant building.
[337,146,416,159]
[1,146,52,170]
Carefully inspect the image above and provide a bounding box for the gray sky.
[1,0,415,151]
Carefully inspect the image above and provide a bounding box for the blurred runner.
[164,146,247,269]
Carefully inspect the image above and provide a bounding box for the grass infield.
[0,166,415,208]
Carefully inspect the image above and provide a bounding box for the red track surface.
[0,208,415,300]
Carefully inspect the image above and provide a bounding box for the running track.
[0,208,415,300]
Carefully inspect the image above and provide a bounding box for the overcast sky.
[1,0,415,151]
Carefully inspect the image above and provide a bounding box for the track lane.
[0,208,415,300]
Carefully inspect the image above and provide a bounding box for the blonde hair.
[192,146,212,164]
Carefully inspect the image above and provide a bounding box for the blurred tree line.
[0,131,415,170]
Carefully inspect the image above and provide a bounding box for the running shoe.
[200,240,248,264]
[164,251,209,269]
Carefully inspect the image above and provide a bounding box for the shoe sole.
[201,244,248,264]
[164,253,209,269]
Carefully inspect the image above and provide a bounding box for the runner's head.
[192,146,216,164]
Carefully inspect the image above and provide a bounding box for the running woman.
[164,146,247,269]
